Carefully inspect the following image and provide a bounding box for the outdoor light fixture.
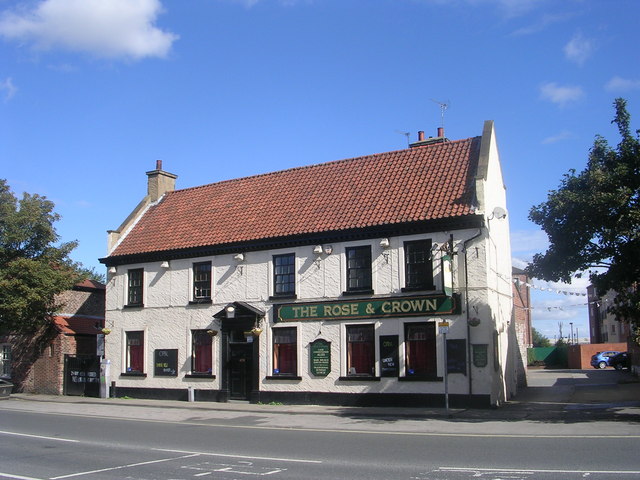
[234,253,245,262]
[160,261,170,269]
[323,245,333,255]
[313,245,323,255]
[379,238,390,248]
[108,266,117,274]
[226,305,236,319]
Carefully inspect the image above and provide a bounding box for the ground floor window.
[346,324,375,376]
[126,331,144,373]
[405,322,437,377]
[0,344,10,378]
[273,327,297,376]
[192,330,213,374]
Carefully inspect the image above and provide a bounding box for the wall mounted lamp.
[160,261,170,269]
[225,305,236,318]
[323,245,333,255]
[379,238,390,248]
[234,253,245,262]
[108,266,117,274]
[313,245,323,255]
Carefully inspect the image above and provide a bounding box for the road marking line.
[155,448,322,464]
[441,466,640,475]
[0,431,79,443]
[0,472,45,480]
[48,454,200,479]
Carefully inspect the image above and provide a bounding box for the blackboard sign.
[379,335,399,377]
[309,339,331,376]
[472,344,488,368]
[446,339,466,375]
[154,349,178,377]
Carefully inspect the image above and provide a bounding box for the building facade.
[587,286,632,344]
[101,122,515,407]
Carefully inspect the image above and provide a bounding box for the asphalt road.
[1,369,639,480]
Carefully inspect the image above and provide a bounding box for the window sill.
[123,304,144,309]
[265,375,302,381]
[338,376,380,382]
[341,289,374,296]
[398,376,442,382]
[120,372,147,377]
[185,373,216,379]
[401,286,436,293]
[188,299,212,305]
[269,294,297,301]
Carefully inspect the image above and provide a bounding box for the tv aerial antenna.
[394,130,411,147]
[431,98,450,131]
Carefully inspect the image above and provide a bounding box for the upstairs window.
[273,254,295,297]
[192,330,213,374]
[404,240,435,291]
[346,325,375,376]
[345,246,372,293]
[273,327,297,376]
[127,269,144,306]
[193,262,212,301]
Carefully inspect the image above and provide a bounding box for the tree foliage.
[532,327,551,348]
[527,98,640,325]
[0,180,86,334]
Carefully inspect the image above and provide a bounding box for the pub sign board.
[379,335,399,377]
[154,349,178,377]
[309,339,331,377]
[275,294,460,323]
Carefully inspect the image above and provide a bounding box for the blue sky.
[1,0,639,340]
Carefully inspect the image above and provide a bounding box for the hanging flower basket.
[207,329,218,337]
[101,328,111,335]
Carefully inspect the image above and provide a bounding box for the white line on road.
[440,466,640,475]
[48,454,200,479]
[154,447,323,464]
[0,473,46,480]
[0,431,79,443]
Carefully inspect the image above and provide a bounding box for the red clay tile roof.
[53,316,103,335]
[110,138,481,258]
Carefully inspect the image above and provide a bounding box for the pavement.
[2,368,639,436]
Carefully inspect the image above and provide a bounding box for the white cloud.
[605,76,640,93]
[510,229,548,255]
[542,130,573,145]
[563,33,593,66]
[539,82,584,107]
[0,0,178,60]
[0,77,17,101]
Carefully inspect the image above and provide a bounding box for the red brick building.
[0,279,105,395]
[512,267,532,387]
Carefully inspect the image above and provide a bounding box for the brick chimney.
[146,160,177,202]
[409,128,448,148]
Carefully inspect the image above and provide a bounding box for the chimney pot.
[418,131,425,141]
[156,159,163,171]
[437,127,444,138]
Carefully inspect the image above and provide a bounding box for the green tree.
[0,179,85,334]
[527,98,640,325]
[532,328,551,348]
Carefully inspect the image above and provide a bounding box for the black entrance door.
[64,355,100,397]
[229,342,253,400]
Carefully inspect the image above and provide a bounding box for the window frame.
[192,261,212,303]
[271,327,298,377]
[127,268,144,307]
[403,322,437,379]
[403,239,435,292]
[191,329,213,376]
[124,331,145,375]
[345,324,375,377]
[345,246,373,294]
[0,344,11,379]
[272,253,296,298]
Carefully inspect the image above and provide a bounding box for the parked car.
[610,351,630,371]
[590,351,620,369]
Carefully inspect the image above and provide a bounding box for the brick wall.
[567,342,627,369]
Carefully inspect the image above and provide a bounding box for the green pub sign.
[309,339,331,377]
[275,294,460,323]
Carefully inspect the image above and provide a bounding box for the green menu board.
[309,339,331,377]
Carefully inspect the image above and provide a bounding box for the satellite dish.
[491,207,507,220]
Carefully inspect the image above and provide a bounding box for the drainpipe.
[463,227,483,397]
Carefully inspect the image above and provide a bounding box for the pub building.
[100,122,517,408]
